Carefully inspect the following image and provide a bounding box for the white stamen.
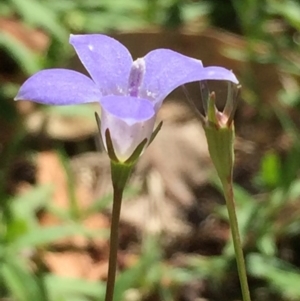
[128,58,145,97]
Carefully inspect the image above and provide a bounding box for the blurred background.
[1,0,300,300]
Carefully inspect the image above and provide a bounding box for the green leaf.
[45,275,105,300]
[182,2,211,22]
[260,150,281,188]
[248,253,300,300]
[10,0,68,42]
[113,238,162,300]
[5,218,28,243]
[0,3,13,16]
[1,260,45,301]
[11,185,53,228]
[257,233,276,256]
[85,186,139,216]
[268,0,300,31]
[9,224,108,251]
[186,254,230,282]
[84,193,113,215]
[0,32,41,75]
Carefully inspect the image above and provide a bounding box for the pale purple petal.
[199,66,239,83]
[140,49,203,109]
[15,69,102,105]
[100,96,156,162]
[140,49,239,110]
[70,34,133,95]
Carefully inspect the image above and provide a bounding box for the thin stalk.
[105,187,123,301]
[105,161,133,301]
[221,177,251,301]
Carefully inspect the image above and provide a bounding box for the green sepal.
[124,121,163,163]
[97,115,150,164]
[105,129,119,162]
[124,138,148,164]
[200,80,210,114]
[110,136,150,191]
[207,92,218,125]
[149,121,163,146]
[204,123,234,182]
[223,82,234,119]
[110,160,134,191]
[94,112,105,150]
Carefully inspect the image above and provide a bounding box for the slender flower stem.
[105,186,123,301]
[221,177,251,301]
[105,161,133,301]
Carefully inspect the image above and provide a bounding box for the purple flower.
[15,34,238,162]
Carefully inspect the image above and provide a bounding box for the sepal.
[204,124,234,182]
[110,161,134,192]
[105,129,119,162]
[149,121,163,145]
[124,138,148,164]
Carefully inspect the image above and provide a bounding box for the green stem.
[105,161,133,301]
[104,186,123,301]
[222,177,251,301]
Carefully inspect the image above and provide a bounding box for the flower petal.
[140,49,239,110]
[199,66,239,83]
[15,69,102,105]
[140,49,203,109]
[100,95,156,162]
[70,34,133,95]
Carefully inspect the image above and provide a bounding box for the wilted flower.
[198,81,240,182]
[15,34,238,162]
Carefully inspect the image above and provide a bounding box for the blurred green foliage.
[1,0,300,300]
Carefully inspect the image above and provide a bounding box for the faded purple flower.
[15,34,238,161]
